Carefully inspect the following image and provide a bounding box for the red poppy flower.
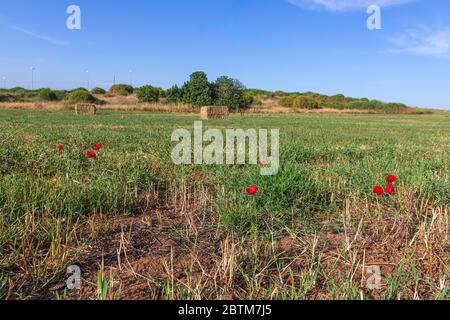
[93,144,102,151]
[373,186,384,197]
[86,151,97,159]
[246,186,259,195]
[386,175,397,183]
[57,145,64,151]
[385,184,395,195]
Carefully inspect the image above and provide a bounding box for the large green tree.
[181,71,213,107]
[213,76,251,111]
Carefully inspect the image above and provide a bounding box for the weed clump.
[66,89,97,104]
[109,84,134,96]
[38,88,58,101]
[91,87,106,95]
[136,85,160,103]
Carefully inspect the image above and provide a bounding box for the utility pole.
[113,74,116,85]
[30,67,35,90]
[2,77,5,89]
[129,70,133,87]
[86,70,90,90]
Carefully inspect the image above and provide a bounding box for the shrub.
[10,87,28,93]
[38,88,57,101]
[385,102,408,110]
[52,90,68,100]
[66,89,97,104]
[136,85,160,103]
[245,89,272,97]
[274,91,287,97]
[158,88,166,98]
[166,85,184,104]
[91,87,106,95]
[0,94,16,102]
[250,95,263,106]
[279,95,320,109]
[297,96,320,109]
[71,87,89,92]
[181,71,213,107]
[348,100,382,110]
[109,84,134,96]
[242,92,257,107]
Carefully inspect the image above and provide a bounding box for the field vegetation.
[0,71,431,114]
[0,109,447,300]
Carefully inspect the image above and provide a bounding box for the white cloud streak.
[10,25,70,46]
[287,0,415,11]
[388,28,450,58]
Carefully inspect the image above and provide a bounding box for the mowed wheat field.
[0,109,448,300]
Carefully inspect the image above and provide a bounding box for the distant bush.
[136,85,160,103]
[385,102,408,110]
[348,100,383,110]
[109,84,134,96]
[52,90,68,101]
[0,94,16,102]
[157,88,166,98]
[245,89,272,97]
[213,76,251,111]
[279,96,292,108]
[38,88,57,101]
[273,91,287,98]
[166,85,184,104]
[91,87,106,95]
[66,89,97,104]
[323,94,347,109]
[249,95,263,106]
[71,87,89,93]
[9,87,27,93]
[279,95,320,109]
[326,101,346,109]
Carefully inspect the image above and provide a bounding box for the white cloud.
[388,28,450,58]
[287,0,415,11]
[8,25,70,46]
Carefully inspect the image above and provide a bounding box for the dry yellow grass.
[0,102,66,111]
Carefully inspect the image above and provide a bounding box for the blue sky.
[0,0,449,109]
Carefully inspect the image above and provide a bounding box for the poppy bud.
[373,186,384,197]
[86,151,97,159]
[246,186,259,195]
[385,184,395,195]
[386,175,397,183]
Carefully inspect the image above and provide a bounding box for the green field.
[0,109,448,300]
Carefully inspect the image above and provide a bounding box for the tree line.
[0,71,409,112]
